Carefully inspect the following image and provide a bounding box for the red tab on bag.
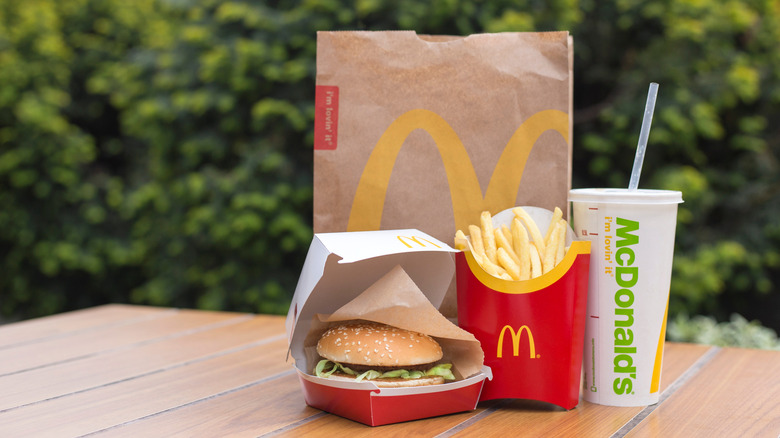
[314,85,339,150]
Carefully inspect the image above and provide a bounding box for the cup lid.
[568,188,683,204]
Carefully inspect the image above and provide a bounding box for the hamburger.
[314,321,456,387]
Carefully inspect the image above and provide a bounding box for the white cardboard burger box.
[285,229,490,426]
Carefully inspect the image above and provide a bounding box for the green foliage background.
[1,0,779,343]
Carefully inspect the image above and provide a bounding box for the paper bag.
[313,30,573,245]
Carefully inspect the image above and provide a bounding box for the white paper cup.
[569,188,683,406]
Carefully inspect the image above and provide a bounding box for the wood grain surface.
[626,347,780,438]
[0,305,776,438]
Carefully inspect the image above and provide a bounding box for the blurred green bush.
[1,0,778,345]
[668,314,780,350]
[0,0,314,316]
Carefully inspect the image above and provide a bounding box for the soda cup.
[569,188,683,406]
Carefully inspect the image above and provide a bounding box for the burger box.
[456,207,591,409]
[286,229,490,426]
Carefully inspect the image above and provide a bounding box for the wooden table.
[0,305,778,437]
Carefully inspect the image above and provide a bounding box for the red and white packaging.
[456,207,591,409]
[286,229,489,426]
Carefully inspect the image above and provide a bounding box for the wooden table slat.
[0,314,284,411]
[0,337,290,437]
[90,372,319,437]
[626,347,780,438]
[0,308,246,376]
[0,304,167,349]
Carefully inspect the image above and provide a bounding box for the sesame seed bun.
[316,321,443,367]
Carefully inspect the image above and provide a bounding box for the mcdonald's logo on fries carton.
[456,207,590,409]
[286,229,490,426]
[497,325,537,359]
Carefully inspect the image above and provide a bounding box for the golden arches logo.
[497,325,537,359]
[396,235,441,249]
[347,109,569,233]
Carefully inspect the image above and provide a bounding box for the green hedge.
[1,0,779,340]
[668,314,780,350]
[0,0,315,316]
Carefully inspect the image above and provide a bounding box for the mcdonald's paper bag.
[313,31,573,245]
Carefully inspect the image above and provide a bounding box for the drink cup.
[568,188,683,406]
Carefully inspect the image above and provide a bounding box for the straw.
[628,82,659,191]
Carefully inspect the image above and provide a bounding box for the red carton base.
[456,241,590,409]
[297,371,487,426]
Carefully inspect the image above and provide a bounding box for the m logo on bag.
[346,108,569,234]
[497,324,539,359]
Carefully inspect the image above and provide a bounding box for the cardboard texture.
[313,31,574,245]
[455,207,590,409]
[286,229,489,426]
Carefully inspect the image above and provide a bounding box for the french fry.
[480,211,498,265]
[483,258,509,278]
[529,244,542,278]
[484,256,513,280]
[494,227,521,267]
[555,219,567,264]
[497,247,522,280]
[544,206,563,244]
[454,229,468,251]
[468,225,486,261]
[542,220,564,274]
[513,207,545,257]
[467,239,509,279]
[456,206,572,282]
[511,218,532,280]
[500,224,512,245]
[465,240,483,264]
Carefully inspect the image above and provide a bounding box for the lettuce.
[315,359,356,377]
[425,363,456,380]
[380,369,424,379]
[355,370,382,382]
[315,360,455,381]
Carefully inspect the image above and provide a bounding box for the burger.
[314,321,456,387]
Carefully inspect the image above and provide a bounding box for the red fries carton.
[287,229,489,426]
[456,207,590,409]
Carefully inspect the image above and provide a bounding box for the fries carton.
[456,207,590,409]
[286,229,490,426]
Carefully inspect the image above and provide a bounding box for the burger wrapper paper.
[304,264,484,380]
